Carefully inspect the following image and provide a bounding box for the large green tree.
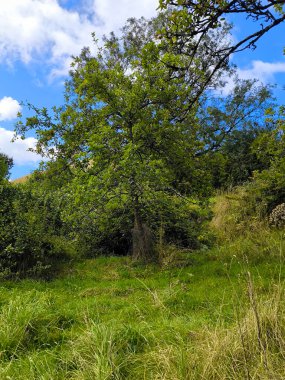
[17,15,222,261]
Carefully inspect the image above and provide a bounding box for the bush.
[61,185,214,257]
[0,182,75,278]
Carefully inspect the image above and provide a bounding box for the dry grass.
[210,188,267,242]
[12,174,31,184]
[140,282,285,380]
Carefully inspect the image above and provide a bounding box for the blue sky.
[0,0,284,180]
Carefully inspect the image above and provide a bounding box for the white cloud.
[0,0,95,73]
[237,60,285,82]
[0,0,159,78]
[92,0,158,35]
[0,127,42,165]
[0,97,22,121]
[219,60,285,95]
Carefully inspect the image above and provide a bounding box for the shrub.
[0,182,75,278]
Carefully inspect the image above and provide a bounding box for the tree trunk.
[131,198,156,262]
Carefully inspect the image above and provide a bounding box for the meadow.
[0,224,284,379]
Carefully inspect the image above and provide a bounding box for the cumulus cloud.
[237,60,285,82]
[0,0,95,73]
[0,127,42,165]
[92,0,158,35]
[219,60,285,95]
[0,97,22,121]
[0,0,158,78]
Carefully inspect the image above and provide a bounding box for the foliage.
[0,182,18,276]
[209,127,272,189]
[57,173,213,257]
[248,105,285,212]
[0,152,13,181]
[0,179,74,278]
[198,79,274,188]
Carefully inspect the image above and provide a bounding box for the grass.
[11,174,31,184]
[0,231,285,379]
[0,189,284,379]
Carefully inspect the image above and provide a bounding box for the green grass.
[0,232,285,379]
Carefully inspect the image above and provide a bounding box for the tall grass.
[1,269,284,379]
[211,186,268,242]
[0,189,285,378]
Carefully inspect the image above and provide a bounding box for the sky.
[0,0,284,180]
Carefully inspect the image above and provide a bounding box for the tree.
[0,153,13,181]
[159,0,285,104]
[0,155,75,278]
[0,153,15,276]
[196,79,275,188]
[0,180,74,278]
[16,15,220,262]
[248,105,285,211]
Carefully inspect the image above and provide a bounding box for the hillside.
[0,219,284,379]
[12,174,31,184]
